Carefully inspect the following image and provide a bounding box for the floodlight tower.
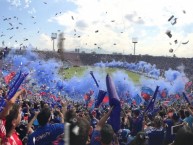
[51,33,57,51]
[132,37,138,55]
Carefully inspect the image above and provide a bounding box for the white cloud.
[24,0,31,8]
[7,0,21,7]
[75,20,88,29]
[71,0,190,57]
[37,34,53,51]
[54,0,63,3]
[7,0,32,8]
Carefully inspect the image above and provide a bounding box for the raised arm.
[60,100,67,123]
[95,106,113,131]
[0,89,26,119]
[27,111,39,134]
[188,105,193,116]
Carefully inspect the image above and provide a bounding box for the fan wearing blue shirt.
[27,107,64,145]
[129,109,143,137]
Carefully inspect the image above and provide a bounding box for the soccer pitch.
[59,66,141,83]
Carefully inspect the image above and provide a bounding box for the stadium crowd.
[1,80,193,145]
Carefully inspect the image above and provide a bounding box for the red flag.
[4,72,16,84]
[102,96,109,103]
[88,99,94,108]
[175,94,180,100]
[161,91,167,98]
[141,92,150,101]
[84,94,90,100]
[52,95,57,101]
[40,92,47,96]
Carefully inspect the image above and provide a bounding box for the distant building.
[112,52,118,55]
[75,48,80,53]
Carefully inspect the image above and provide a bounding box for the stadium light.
[51,33,57,51]
[132,37,138,55]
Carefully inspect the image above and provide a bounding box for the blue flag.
[141,87,154,96]
[95,90,107,108]
[144,86,159,114]
[7,72,28,100]
[0,71,28,112]
[127,97,133,105]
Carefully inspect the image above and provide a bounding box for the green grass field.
[59,66,140,83]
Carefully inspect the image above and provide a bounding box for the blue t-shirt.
[91,130,101,145]
[164,118,183,144]
[130,116,143,136]
[146,127,165,145]
[33,119,39,126]
[27,123,64,145]
[164,119,175,143]
[91,118,98,129]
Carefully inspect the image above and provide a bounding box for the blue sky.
[0,0,193,57]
